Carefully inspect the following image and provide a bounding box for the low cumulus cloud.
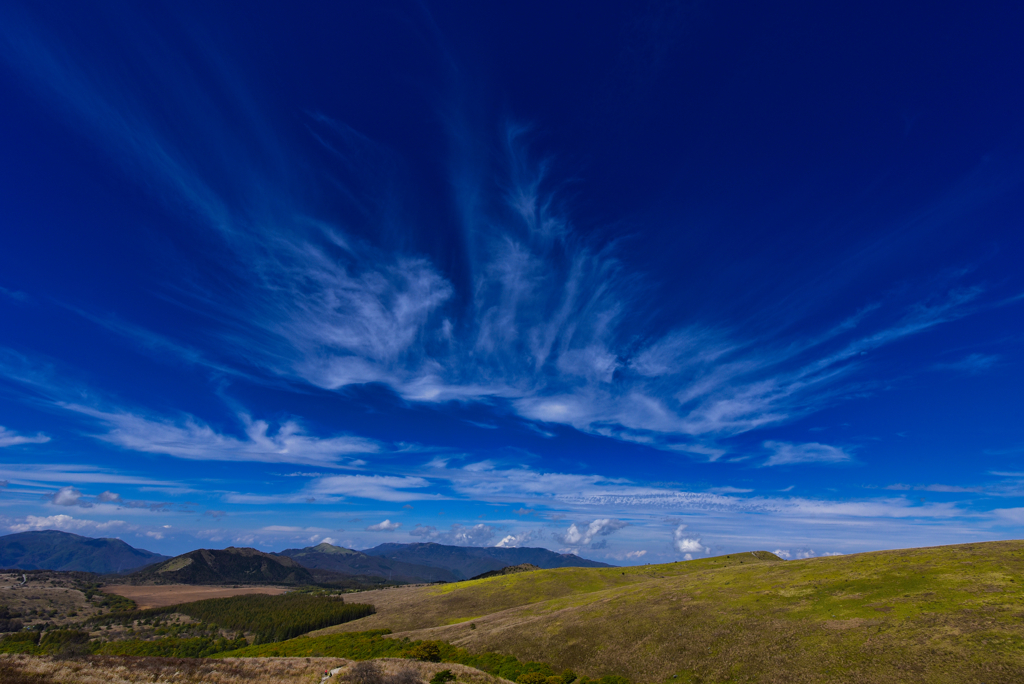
[558,518,628,547]
[673,524,708,560]
[7,514,128,534]
[366,519,401,532]
[50,486,86,507]
[763,441,851,466]
[0,426,50,448]
[412,523,496,546]
[49,487,129,508]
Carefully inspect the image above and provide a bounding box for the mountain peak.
[310,542,359,555]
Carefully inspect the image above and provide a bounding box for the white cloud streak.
[64,404,380,466]
[0,426,50,447]
[6,514,128,534]
[308,475,435,503]
[763,441,852,466]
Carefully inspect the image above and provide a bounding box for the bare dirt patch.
[102,585,289,609]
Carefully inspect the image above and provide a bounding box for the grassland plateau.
[298,541,1024,683]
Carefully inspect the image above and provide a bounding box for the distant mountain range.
[275,542,460,583]
[0,530,169,574]
[0,531,613,584]
[362,542,612,580]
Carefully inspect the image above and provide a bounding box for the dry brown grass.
[330,657,515,684]
[102,584,289,609]
[0,654,512,684]
[1,572,102,628]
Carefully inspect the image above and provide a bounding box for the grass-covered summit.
[303,541,1024,683]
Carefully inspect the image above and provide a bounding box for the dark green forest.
[88,592,374,644]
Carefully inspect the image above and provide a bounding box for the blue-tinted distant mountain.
[276,542,459,583]
[361,542,613,580]
[0,530,169,574]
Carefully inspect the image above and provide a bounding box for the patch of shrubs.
[430,670,456,684]
[346,661,423,684]
[96,636,249,658]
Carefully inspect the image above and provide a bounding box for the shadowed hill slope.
[308,542,1024,683]
[277,543,459,583]
[470,564,541,581]
[126,547,315,585]
[0,530,169,574]
[362,543,611,580]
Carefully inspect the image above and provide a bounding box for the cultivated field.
[307,542,1024,683]
[102,584,289,609]
[0,654,511,684]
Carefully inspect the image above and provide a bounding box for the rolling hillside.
[277,542,460,583]
[125,547,314,585]
[361,542,611,580]
[305,542,1024,683]
[0,530,168,574]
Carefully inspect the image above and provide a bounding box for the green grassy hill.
[301,542,1024,683]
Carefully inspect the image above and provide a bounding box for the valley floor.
[102,584,289,610]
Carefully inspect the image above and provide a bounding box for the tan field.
[102,584,289,609]
[0,654,510,684]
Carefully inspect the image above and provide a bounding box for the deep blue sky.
[1,1,1022,562]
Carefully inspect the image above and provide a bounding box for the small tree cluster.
[347,661,425,684]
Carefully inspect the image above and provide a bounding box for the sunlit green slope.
[309,542,1024,683]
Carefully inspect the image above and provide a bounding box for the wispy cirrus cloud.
[308,475,437,503]
[0,464,177,489]
[63,404,380,467]
[932,353,1000,374]
[0,426,49,447]
[763,441,852,466]
[0,7,996,461]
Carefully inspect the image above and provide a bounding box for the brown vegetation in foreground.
[102,584,289,609]
[0,654,512,684]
